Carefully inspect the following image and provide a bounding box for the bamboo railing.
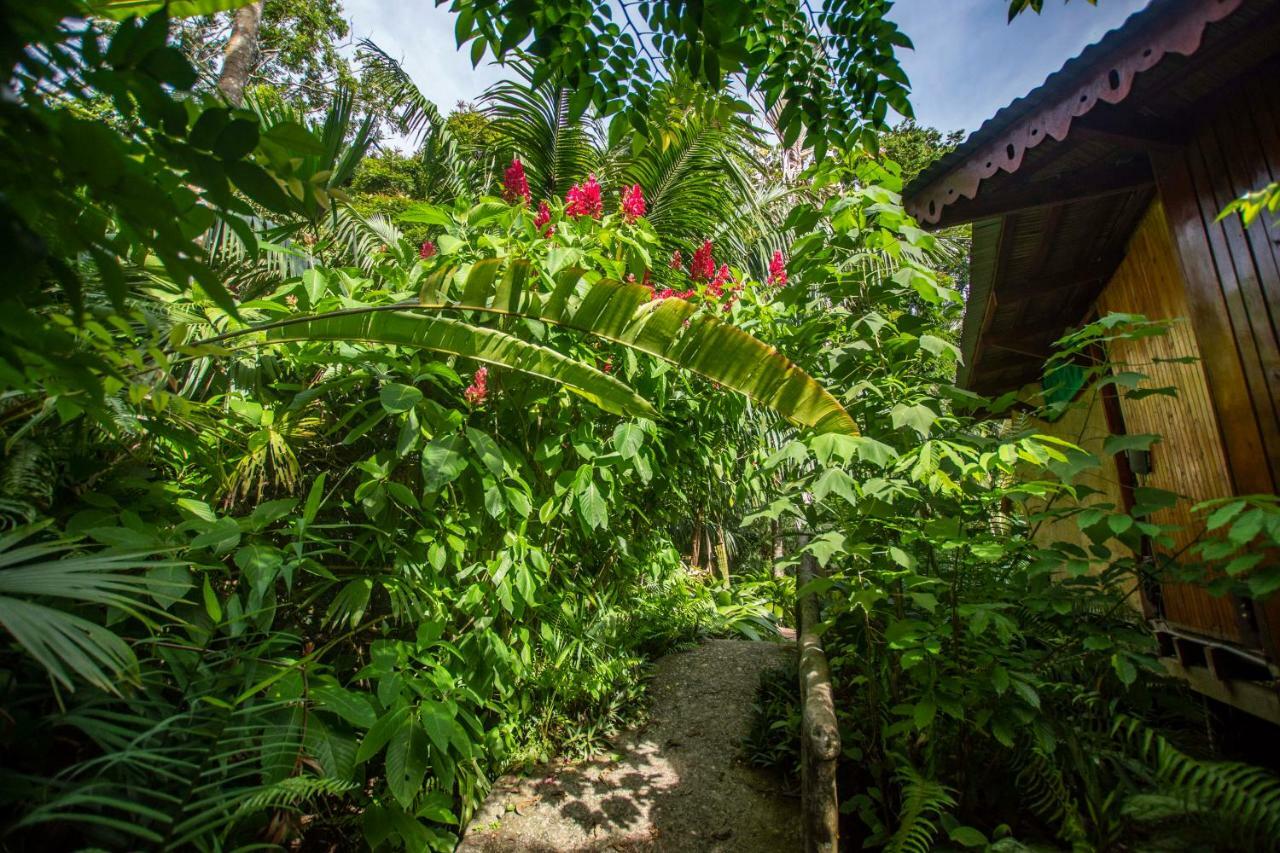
[796,536,840,851]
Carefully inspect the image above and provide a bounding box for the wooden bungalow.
[903,0,1280,722]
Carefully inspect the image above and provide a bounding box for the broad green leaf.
[612,423,644,459]
[385,722,430,808]
[948,826,988,848]
[578,480,608,530]
[398,203,453,226]
[466,428,505,477]
[420,701,456,754]
[312,685,379,728]
[379,383,423,414]
[422,435,467,493]
[257,312,657,418]
[356,704,410,763]
[1102,433,1161,455]
[890,403,936,438]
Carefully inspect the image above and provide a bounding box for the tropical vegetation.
[2,0,1280,850]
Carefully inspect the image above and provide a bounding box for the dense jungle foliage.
[3,0,1280,850]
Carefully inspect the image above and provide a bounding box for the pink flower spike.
[689,240,715,282]
[767,249,788,287]
[620,184,646,223]
[503,158,531,205]
[419,240,437,259]
[464,366,489,406]
[669,249,683,270]
[564,174,604,219]
[533,200,554,237]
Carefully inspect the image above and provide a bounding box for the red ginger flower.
[708,263,735,297]
[669,249,683,270]
[533,200,555,237]
[620,184,646,222]
[463,366,489,406]
[419,240,437,259]
[503,158,531,204]
[565,174,603,219]
[767,249,788,286]
[689,239,716,282]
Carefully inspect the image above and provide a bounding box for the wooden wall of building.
[1096,201,1239,642]
[1151,72,1280,659]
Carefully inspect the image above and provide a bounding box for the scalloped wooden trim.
[906,0,1243,226]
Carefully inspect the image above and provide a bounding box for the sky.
[341,0,1150,144]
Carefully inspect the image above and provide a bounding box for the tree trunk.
[771,520,785,578]
[218,1,265,106]
[715,528,730,587]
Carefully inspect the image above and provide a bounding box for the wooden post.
[796,534,840,852]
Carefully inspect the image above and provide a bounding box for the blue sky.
[342,0,1149,143]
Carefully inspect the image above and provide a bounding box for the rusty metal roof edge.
[902,0,1244,226]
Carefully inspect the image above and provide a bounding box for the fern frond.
[886,761,956,853]
[1012,743,1091,851]
[236,775,357,812]
[1114,712,1280,845]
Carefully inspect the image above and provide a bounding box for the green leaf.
[190,517,241,554]
[466,428,505,477]
[379,383,423,414]
[312,685,379,728]
[201,574,222,622]
[1103,433,1161,455]
[1205,500,1247,531]
[303,472,328,526]
[612,423,644,459]
[890,403,936,438]
[913,700,936,729]
[261,120,326,156]
[385,721,430,809]
[1111,653,1137,686]
[260,312,657,419]
[948,826,988,848]
[399,203,453,226]
[805,532,846,567]
[578,480,608,530]
[812,468,857,507]
[419,701,455,754]
[918,334,958,359]
[356,705,410,763]
[422,435,467,494]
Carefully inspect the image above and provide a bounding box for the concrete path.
[457,639,800,852]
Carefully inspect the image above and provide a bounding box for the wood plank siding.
[1151,73,1280,658]
[1096,201,1239,640]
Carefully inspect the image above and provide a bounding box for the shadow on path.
[457,639,799,852]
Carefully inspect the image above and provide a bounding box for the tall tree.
[217,1,263,105]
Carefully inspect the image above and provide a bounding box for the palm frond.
[358,39,443,144]
[0,527,182,692]
[483,62,600,198]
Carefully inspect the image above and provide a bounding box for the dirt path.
[457,639,800,852]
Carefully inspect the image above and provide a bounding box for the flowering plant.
[564,174,603,219]
[503,158,531,205]
[620,184,646,223]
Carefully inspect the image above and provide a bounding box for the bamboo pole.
[796,534,840,852]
